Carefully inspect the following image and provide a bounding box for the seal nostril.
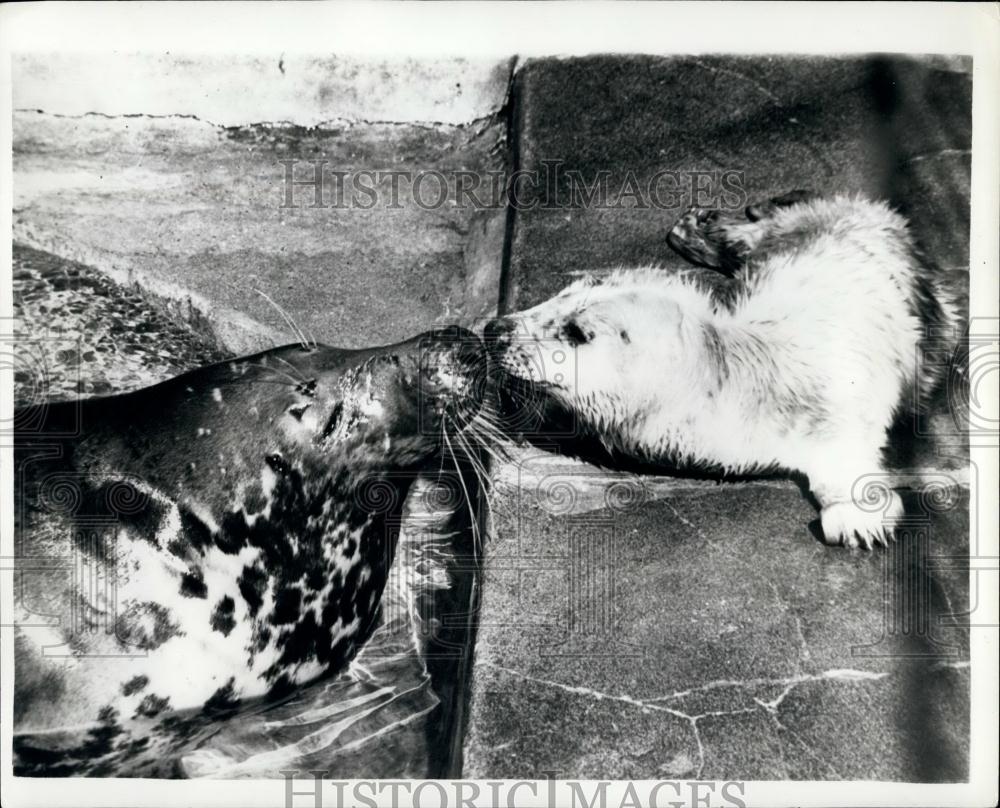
[295,379,317,397]
[265,453,290,475]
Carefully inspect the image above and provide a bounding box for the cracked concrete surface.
[465,479,970,781]
[479,662,895,780]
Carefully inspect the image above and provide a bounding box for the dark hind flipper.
[668,189,819,274]
[667,206,760,274]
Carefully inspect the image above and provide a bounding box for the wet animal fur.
[489,193,963,549]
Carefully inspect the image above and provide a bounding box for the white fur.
[496,195,958,549]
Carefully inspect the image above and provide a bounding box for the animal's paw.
[820,492,904,550]
[667,207,727,269]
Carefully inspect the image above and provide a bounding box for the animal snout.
[450,329,487,372]
[484,317,516,348]
[414,327,487,402]
[417,327,485,369]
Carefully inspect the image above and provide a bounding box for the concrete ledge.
[14,54,514,127]
[13,108,509,352]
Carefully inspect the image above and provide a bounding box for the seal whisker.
[253,288,310,349]
[452,425,495,551]
[270,354,310,384]
[463,420,509,465]
[434,421,450,481]
[453,428,492,490]
[239,361,304,388]
[463,410,514,459]
[469,412,508,441]
[442,423,483,564]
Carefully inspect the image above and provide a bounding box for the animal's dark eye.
[560,320,590,347]
[321,401,344,440]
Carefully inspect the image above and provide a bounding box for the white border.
[1,3,998,807]
[0,1,995,57]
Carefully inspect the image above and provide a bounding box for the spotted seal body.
[13,328,484,754]
[486,193,962,549]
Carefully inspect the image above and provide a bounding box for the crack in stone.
[790,614,811,663]
[483,662,750,777]
[483,662,691,719]
[688,59,782,104]
[14,107,504,134]
[682,59,842,178]
[15,108,221,126]
[750,677,857,780]
[756,701,841,779]
[648,667,889,705]
[768,581,811,666]
[935,576,962,627]
[482,662,888,778]
[663,499,709,542]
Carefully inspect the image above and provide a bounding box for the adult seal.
[13,327,485,773]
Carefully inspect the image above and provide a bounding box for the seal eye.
[560,320,590,347]
[321,401,344,440]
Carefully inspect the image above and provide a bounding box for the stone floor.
[464,453,970,781]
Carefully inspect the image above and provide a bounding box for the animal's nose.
[484,317,515,347]
[417,327,486,375]
[452,330,486,370]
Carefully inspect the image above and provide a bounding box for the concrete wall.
[14,54,512,126]
[13,55,514,353]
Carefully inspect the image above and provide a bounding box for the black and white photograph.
[1,3,997,807]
